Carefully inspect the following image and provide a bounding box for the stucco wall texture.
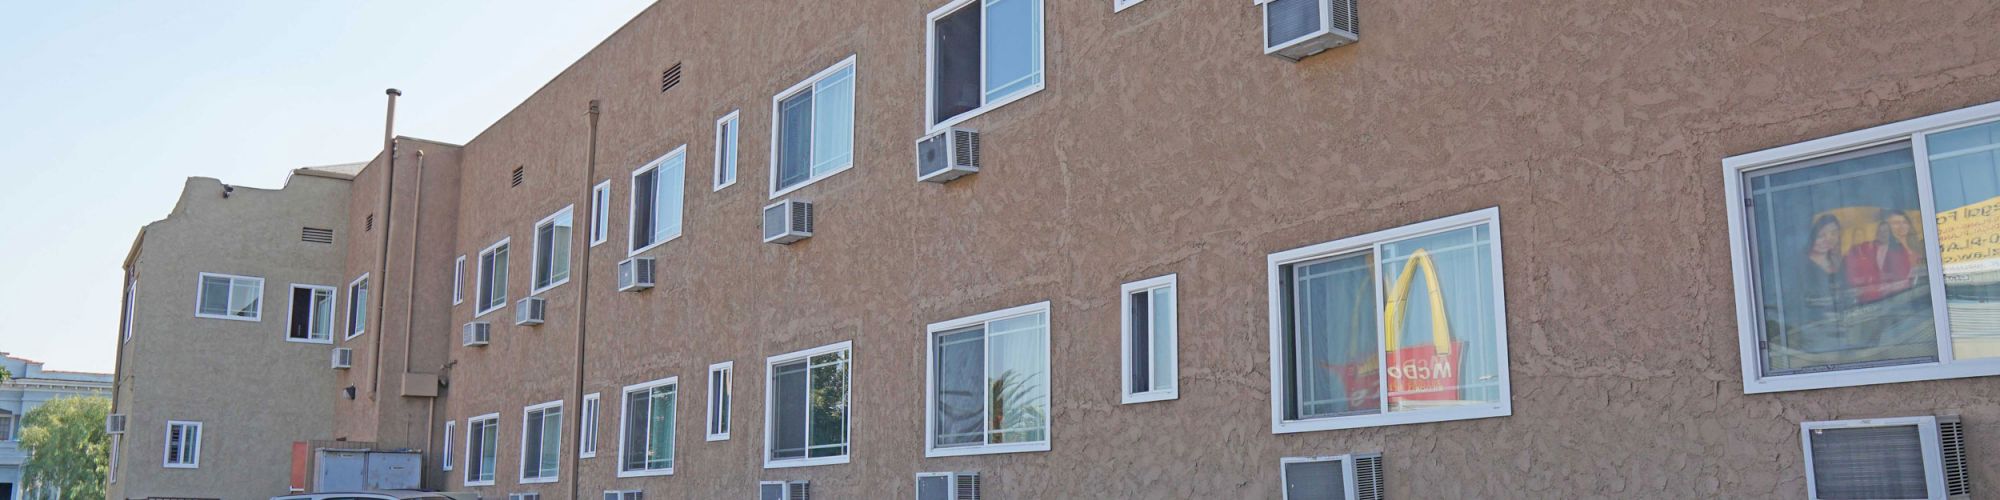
[322,0,2000,498]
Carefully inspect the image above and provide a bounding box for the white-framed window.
[591,181,612,247]
[464,413,499,486]
[629,146,688,255]
[442,420,455,471]
[195,272,262,321]
[706,361,732,441]
[580,392,600,459]
[925,302,1050,457]
[163,420,201,468]
[0,412,13,441]
[1121,274,1178,404]
[618,376,678,477]
[1726,101,2000,394]
[122,275,138,342]
[520,400,562,484]
[764,341,850,468]
[476,238,510,317]
[346,274,369,340]
[1113,0,1144,12]
[1267,208,1512,434]
[286,284,336,343]
[768,56,857,197]
[453,256,466,305]
[925,0,1044,132]
[532,206,575,295]
[714,111,740,191]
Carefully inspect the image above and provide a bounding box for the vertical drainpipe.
[568,99,601,500]
[372,88,401,399]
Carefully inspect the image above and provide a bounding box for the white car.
[272,491,481,500]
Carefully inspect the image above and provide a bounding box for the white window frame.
[442,419,455,471]
[763,341,853,468]
[1725,100,2000,394]
[924,0,1046,133]
[346,274,369,340]
[163,420,201,469]
[1279,455,1367,500]
[518,399,563,484]
[285,284,336,344]
[767,55,859,198]
[706,361,732,441]
[475,238,511,318]
[923,302,1052,458]
[591,181,612,247]
[714,111,740,191]
[1265,207,1512,434]
[122,276,138,343]
[628,146,688,256]
[1113,0,1144,12]
[580,392,600,459]
[0,414,13,441]
[194,272,263,322]
[452,255,466,305]
[616,376,679,478]
[1120,274,1179,404]
[1800,416,1947,500]
[531,205,576,295]
[464,412,500,487]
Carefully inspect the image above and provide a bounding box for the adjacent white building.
[0,352,112,500]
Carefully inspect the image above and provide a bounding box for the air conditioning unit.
[916,128,980,183]
[1281,452,1383,500]
[916,472,981,500]
[106,414,127,434]
[508,494,539,500]
[331,348,353,369]
[462,322,491,347]
[758,481,809,500]
[1802,416,1969,500]
[1258,0,1358,61]
[762,200,813,245]
[618,257,656,292]
[602,491,642,500]
[515,296,546,326]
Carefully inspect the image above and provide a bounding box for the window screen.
[1810,425,1930,500]
[1283,459,1345,500]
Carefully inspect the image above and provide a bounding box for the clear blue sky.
[0,0,654,372]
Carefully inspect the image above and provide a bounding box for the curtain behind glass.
[987,313,1047,444]
[934,327,985,447]
[1151,288,1175,392]
[199,276,230,316]
[550,212,572,284]
[655,156,684,244]
[647,387,674,469]
[311,289,332,340]
[983,0,1041,101]
[523,411,545,476]
[810,67,854,177]
[229,279,259,317]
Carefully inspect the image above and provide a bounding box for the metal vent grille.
[792,200,814,234]
[1265,0,1323,47]
[1810,425,1930,499]
[786,482,810,500]
[302,227,334,244]
[953,129,980,168]
[955,472,981,500]
[365,214,374,232]
[661,63,682,93]
[1353,454,1384,500]
[512,166,525,187]
[1330,0,1358,34]
[1941,416,1970,497]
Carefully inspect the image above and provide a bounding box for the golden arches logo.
[1383,248,1452,355]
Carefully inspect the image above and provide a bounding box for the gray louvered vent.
[602,491,642,500]
[954,129,980,168]
[365,214,375,232]
[1329,0,1357,35]
[661,63,683,93]
[512,166,525,187]
[302,227,334,244]
[955,472,981,500]
[1352,453,1384,500]
[1941,416,1970,497]
[786,481,810,500]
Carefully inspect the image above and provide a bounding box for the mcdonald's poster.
[1336,248,1466,409]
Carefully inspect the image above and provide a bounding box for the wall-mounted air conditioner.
[1258,0,1358,61]
[507,494,539,500]
[462,322,491,347]
[515,296,546,326]
[763,200,813,245]
[618,257,656,292]
[1802,416,1969,500]
[1281,452,1383,500]
[916,128,980,183]
[759,481,810,500]
[106,414,127,434]
[602,491,643,500]
[916,472,981,500]
[331,347,353,369]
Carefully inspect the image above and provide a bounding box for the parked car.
[273,491,481,500]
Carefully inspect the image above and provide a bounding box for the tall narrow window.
[769,57,856,196]
[591,181,612,247]
[926,0,1044,130]
[1268,208,1511,433]
[477,239,510,317]
[715,111,740,190]
[707,362,732,441]
[1121,275,1178,403]
[287,285,335,343]
[452,256,466,305]
[346,275,368,339]
[766,342,850,468]
[195,273,263,321]
[465,413,499,486]
[521,400,563,483]
[442,420,455,471]
[618,377,678,477]
[926,303,1050,457]
[164,420,201,468]
[580,393,600,459]
[630,147,687,254]
[0,413,13,441]
[122,276,137,342]
[533,206,575,294]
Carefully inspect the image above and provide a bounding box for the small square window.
[286,284,336,343]
[1121,274,1178,404]
[765,343,850,468]
[164,420,202,468]
[195,273,263,321]
[532,206,575,294]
